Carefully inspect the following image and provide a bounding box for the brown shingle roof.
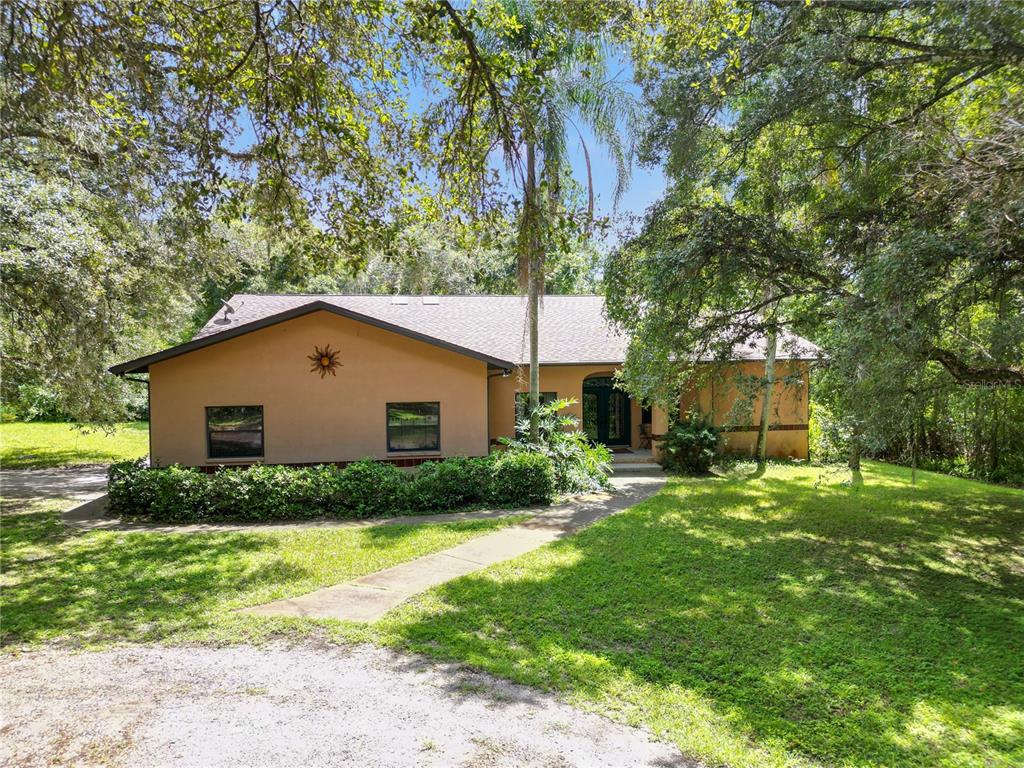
[111,294,819,375]
[194,294,632,365]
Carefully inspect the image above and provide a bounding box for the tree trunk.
[848,429,862,472]
[528,269,540,442]
[525,140,541,443]
[911,414,919,486]
[989,391,1000,474]
[990,284,1006,474]
[848,361,864,474]
[755,320,778,472]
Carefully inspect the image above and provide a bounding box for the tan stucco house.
[110,295,818,468]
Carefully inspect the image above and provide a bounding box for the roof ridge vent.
[390,296,409,305]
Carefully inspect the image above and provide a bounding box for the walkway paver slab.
[357,552,485,591]
[245,584,409,623]
[441,526,560,564]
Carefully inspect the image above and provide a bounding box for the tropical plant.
[658,413,720,476]
[502,397,611,495]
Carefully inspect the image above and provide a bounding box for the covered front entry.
[582,375,631,446]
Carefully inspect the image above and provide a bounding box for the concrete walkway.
[242,473,665,623]
[1,466,109,502]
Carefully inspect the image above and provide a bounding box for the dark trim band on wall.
[720,424,809,433]
[650,424,808,441]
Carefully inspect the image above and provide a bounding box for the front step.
[611,462,663,474]
[609,451,655,463]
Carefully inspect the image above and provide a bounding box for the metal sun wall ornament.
[308,344,341,378]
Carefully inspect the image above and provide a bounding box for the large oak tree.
[608,0,1024,473]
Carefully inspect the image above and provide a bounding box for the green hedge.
[487,451,556,506]
[406,456,493,511]
[108,451,555,523]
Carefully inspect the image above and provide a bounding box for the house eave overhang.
[109,301,515,375]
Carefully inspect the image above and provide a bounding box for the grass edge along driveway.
[376,462,1024,768]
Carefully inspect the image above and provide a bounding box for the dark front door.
[582,377,631,446]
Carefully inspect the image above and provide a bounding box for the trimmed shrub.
[488,450,555,506]
[109,460,213,522]
[107,452,559,523]
[108,458,155,516]
[407,456,492,512]
[204,466,252,518]
[334,459,409,518]
[148,465,211,522]
[659,414,720,475]
[209,464,339,520]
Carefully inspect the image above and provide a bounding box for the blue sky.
[565,124,667,248]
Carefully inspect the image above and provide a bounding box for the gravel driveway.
[1,643,692,768]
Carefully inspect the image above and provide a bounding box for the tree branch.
[8,127,102,164]
[927,346,1024,387]
[854,34,1005,64]
[757,0,909,13]
[431,0,517,161]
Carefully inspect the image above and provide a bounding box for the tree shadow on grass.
[1,511,299,644]
[381,464,1024,767]
[0,507,522,646]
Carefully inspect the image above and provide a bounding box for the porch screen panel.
[387,402,440,452]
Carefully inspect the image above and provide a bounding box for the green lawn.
[0,421,149,468]
[0,501,524,646]
[3,461,1020,766]
[378,462,1024,768]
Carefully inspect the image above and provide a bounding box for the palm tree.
[432,0,635,441]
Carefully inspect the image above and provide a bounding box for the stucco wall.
[488,365,644,448]
[678,360,810,459]
[148,310,489,467]
[487,360,810,459]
